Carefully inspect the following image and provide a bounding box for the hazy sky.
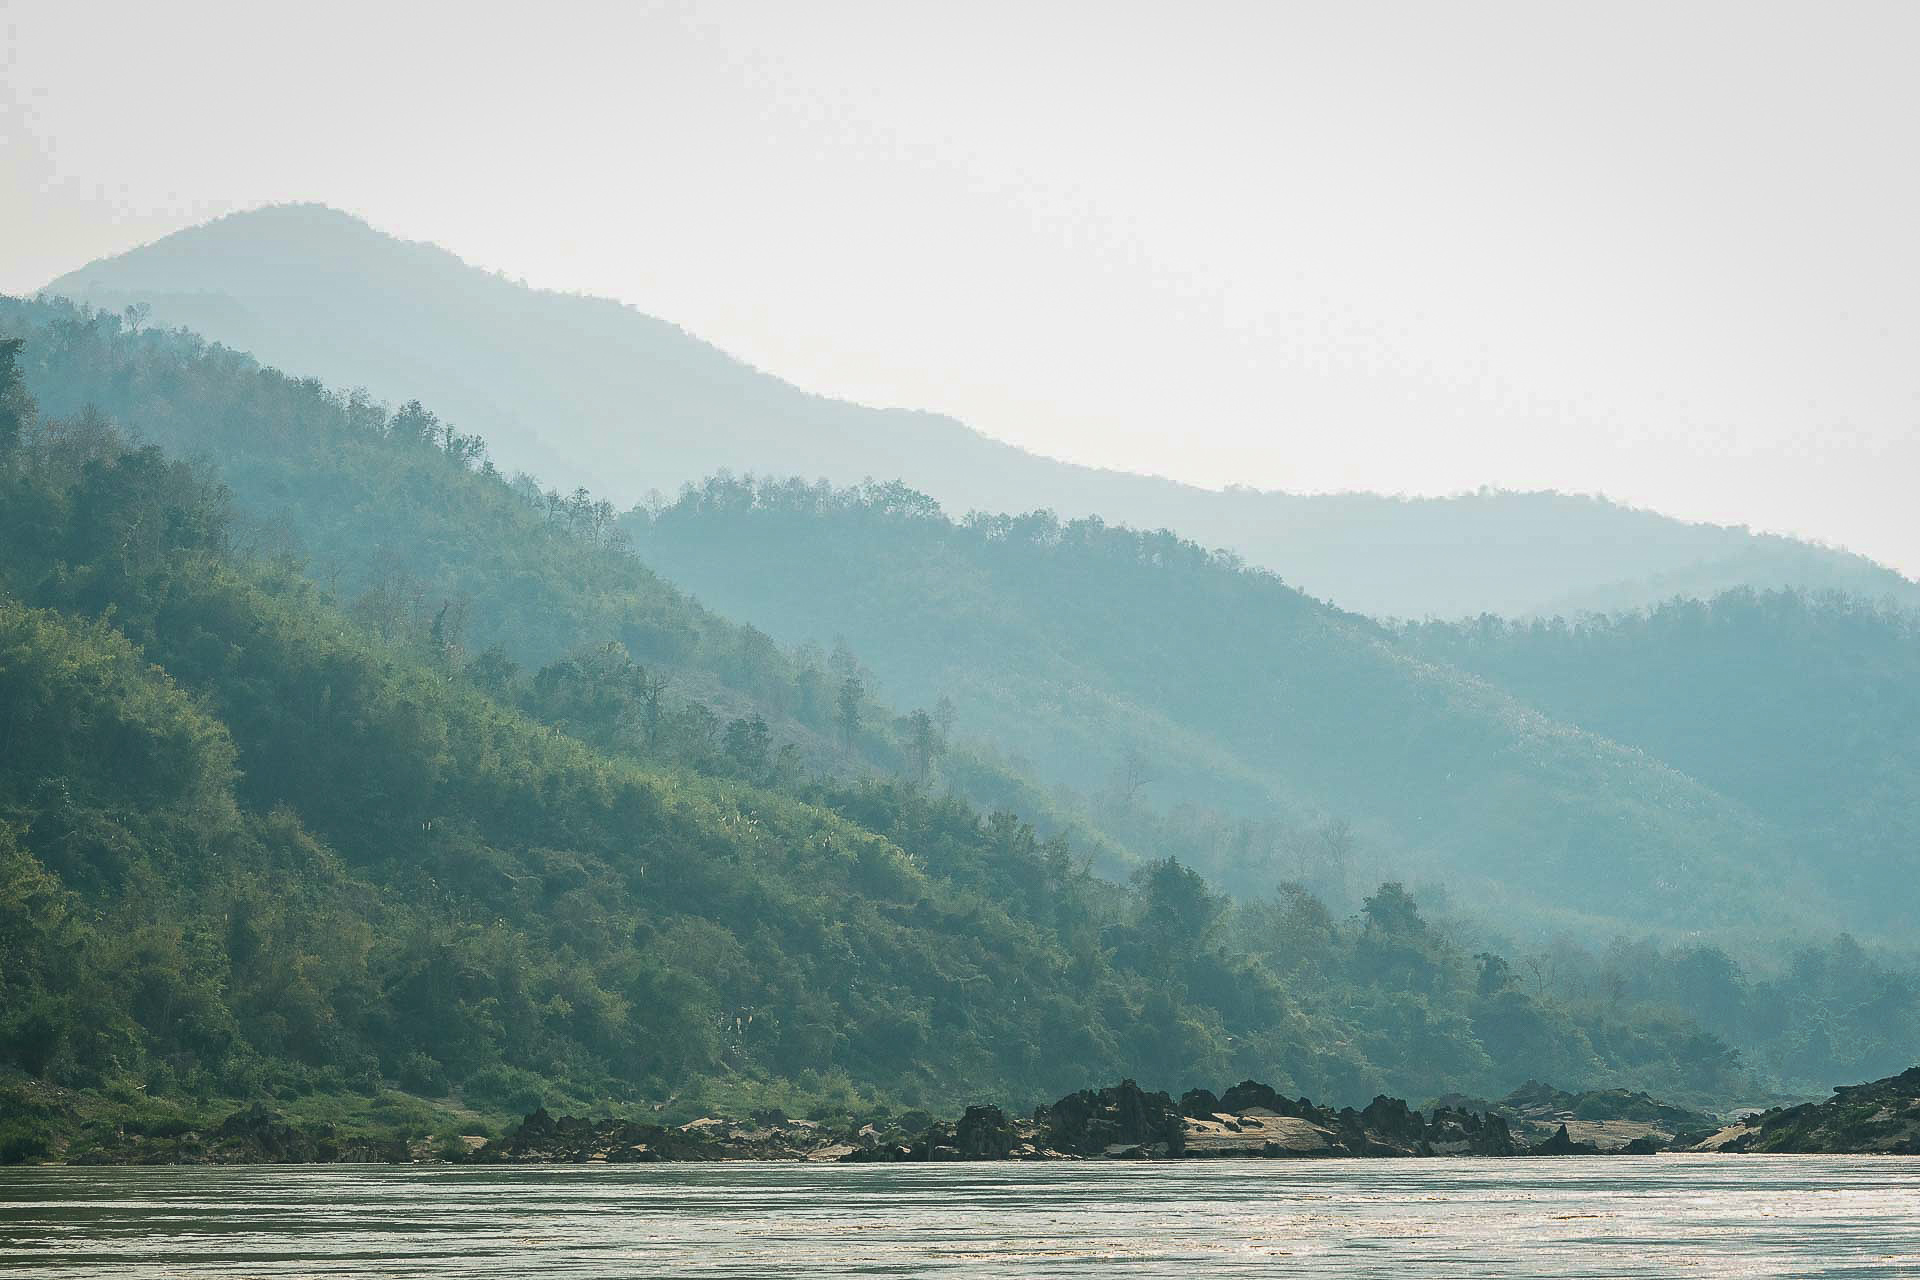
[5,1,1918,575]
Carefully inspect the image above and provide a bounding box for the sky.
[4,0,1918,576]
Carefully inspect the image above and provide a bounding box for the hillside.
[1405,594,1920,913]
[6,294,1839,937]
[4,325,1811,1162]
[43,205,1919,620]
[620,477,1882,936]
[0,294,1108,870]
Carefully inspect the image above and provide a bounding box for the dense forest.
[0,295,1102,869]
[1405,597,1920,913]
[7,305,1915,1162]
[45,204,1920,619]
[622,476,1865,936]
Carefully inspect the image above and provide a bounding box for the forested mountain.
[1405,594,1920,911]
[0,295,1100,869]
[623,477,1895,936]
[44,205,1919,619]
[20,309,1900,1164]
[5,296,1859,942]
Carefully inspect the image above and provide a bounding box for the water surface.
[5,1156,1918,1277]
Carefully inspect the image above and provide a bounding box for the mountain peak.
[38,211,1919,618]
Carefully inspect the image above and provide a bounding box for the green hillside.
[622,477,1844,935]
[0,295,1107,871]
[1405,593,1920,915]
[7,290,1838,938]
[43,204,1919,619]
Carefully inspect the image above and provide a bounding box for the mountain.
[618,476,1878,937]
[44,204,1919,620]
[9,302,1835,1165]
[14,293,1908,943]
[1404,593,1920,911]
[0,293,1108,870]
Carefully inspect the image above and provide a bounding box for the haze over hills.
[1404,594,1920,914]
[25,293,1916,1160]
[3,293,1844,944]
[45,204,1920,620]
[623,476,1920,938]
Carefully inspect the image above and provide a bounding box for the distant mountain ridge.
[624,475,1919,938]
[44,204,1919,619]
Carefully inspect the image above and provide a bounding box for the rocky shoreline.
[1689,1067,1920,1154]
[50,1068,1920,1166]
[467,1079,1667,1165]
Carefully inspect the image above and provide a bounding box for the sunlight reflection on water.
[4,1156,1918,1278]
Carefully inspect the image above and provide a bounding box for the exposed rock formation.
[851,1078,1519,1163]
[1430,1081,1719,1152]
[1687,1066,1920,1154]
[474,1107,855,1162]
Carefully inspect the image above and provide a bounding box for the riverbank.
[25,1067,1918,1166]
[32,1078,1684,1166]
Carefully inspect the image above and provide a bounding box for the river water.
[4,1156,1918,1277]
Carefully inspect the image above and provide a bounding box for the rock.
[1218,1081,1288,1115]
[954,1105,1016,1159]
[1531,1124,1602,1156]
[1184,1112,1341,1157]
[1424,1107,1520,1157]
[1179,1088,1222,1119]
[1483,1081,1715,1149]
[1685,1066,1920,1154]
[1041,1080,1186,1158]
[807,1144,858,1162]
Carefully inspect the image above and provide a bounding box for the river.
[4,1156,1918,1277]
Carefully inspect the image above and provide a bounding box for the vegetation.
[1698,1067,1920,1154]
[623,473,1837,934]
[7,312,1865,1163]
[1406,595,1920,922]
[1,294,1112,870]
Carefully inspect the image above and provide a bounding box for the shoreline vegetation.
[37,1068,1920,1167]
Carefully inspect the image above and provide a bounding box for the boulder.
[1041,1080,1186,1157]
[954,1105,1017,1159]
[1179,1088,1222,1119]
[1531,1124,1602,1156]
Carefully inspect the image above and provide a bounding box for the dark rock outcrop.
[1178,1088,1221,1119]
[473,1107,852,1162]
[1042,1079,1186,1157]
[1218,1080,1309,1117]
[1531,1124,1602,1156]
[954,1105,1017,1159]
[1688,1066,1920,1154]
[467,1076,1631,1167]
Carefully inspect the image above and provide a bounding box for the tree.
[723,714,772,778]
[463,647,520,696]
[904,708,942,785]
[1135,857,1226,963]
[836,674,864,756]
[0,338,27,454]
[1362,882,1426,936]
[1475,952,1513,997]
[1114,745,1156,807]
